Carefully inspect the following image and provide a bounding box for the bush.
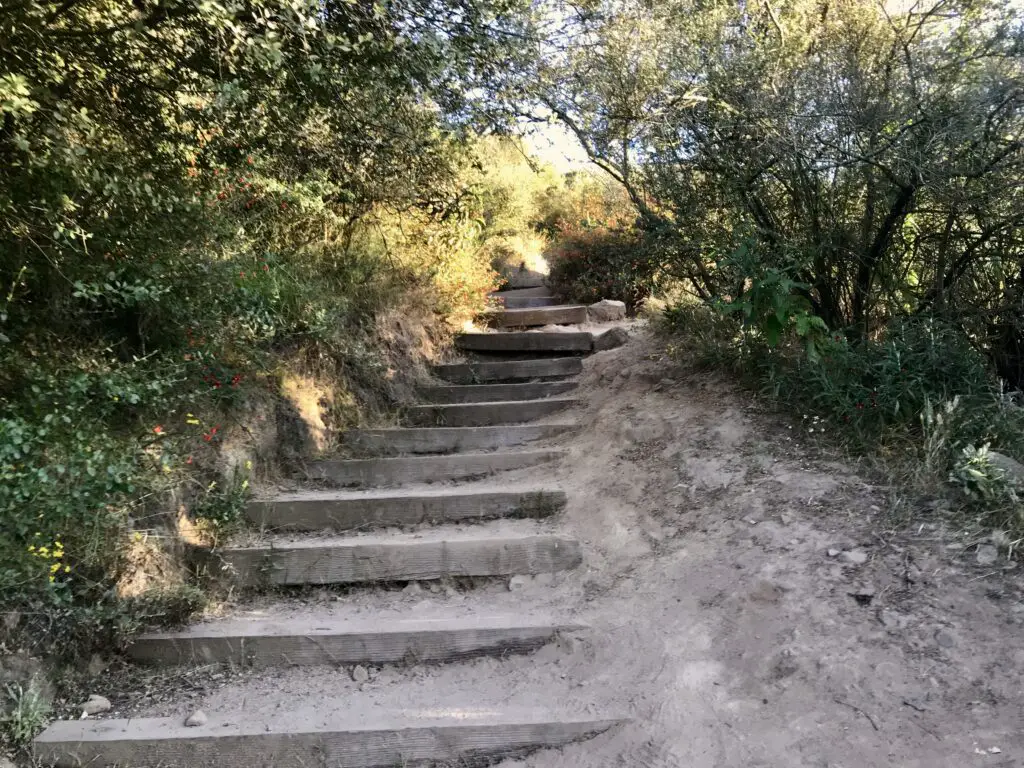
[662,300,1024,539]
[547,222,658,313]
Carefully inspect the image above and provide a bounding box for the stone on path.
[594,327,630,351]
[185,710,208,727]
[588,299,626,322]
[81,695,111,716]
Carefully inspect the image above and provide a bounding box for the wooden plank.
[128,615,584,667]
[35,714,624,768]
[246,489,567,531]
[404,398,577,428]
[490,286,553,299]
[343,424,573,455]
[433,357,583,384]
[499,296,560,309]
[494,306,588,328]
[307,450,564,487]
[419,381,578,404]
[219,532,583,586]
[456,332,593,353]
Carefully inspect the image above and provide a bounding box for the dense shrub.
[662,300,1024,537]
[547,222,658,313]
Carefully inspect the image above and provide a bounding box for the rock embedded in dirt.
[841,549,868,565]
[351,665,369,683]
[976,544,999,565]
[184,710,207,727]
[588,299,626,322]
[402,581,422,595]
[81,694,111,715]
[935,630,956,649]
[594,327,630,351]
[508,574,532,591]
[827,548,841,558]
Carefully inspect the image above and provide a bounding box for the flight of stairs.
[34,281,627,767]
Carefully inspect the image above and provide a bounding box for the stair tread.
[254,484,567,503]
[36,710,625,768]
[433,357,583,383]
[312,448,566,466]
[227,517,569,551]
[137,612,583,640]
[409,396,578,409]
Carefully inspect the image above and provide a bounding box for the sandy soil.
[123,327,1024,767]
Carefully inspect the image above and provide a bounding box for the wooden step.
[434,357,583,384]
[491,286,553,299]
[306,449,564,487]
[128,614,584,667]
[499,296,560,309]
[420,381,577,404]
[35,713,624,768]
[247,488,567,531]
[494,305,588,328]
[343,424,574,455]
[456,332,593,354]
[219,526,583,587]
[405,398,577,428]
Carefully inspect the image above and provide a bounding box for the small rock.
[184,709,207,727]
[508,575,532,591]
[987,451,1024,484]
[402,581,422,595]
[935,630,956,648]
[351,665,369,683]
[81,694,111,715]
[976,544,999,566]
[848,586,876,606]
[593,327,630,351]
[443,585,462,600]
[841,549,869,565]
[427,582,441,594]
[588,299,626,322]
[827,548,841,558]
[87,654,108,677]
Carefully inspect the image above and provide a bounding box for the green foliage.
[1,681,51,748]
[950,444,1019,504]
[548,222,658,313]
[0,0,536,657]
[189,464,251,532]
[715,240,828,358]
[523,0,1024,383]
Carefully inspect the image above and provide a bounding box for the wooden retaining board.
[404,398,577,428]
[220,532,583,586]
[419,381,578,404]
[246,488,567,531]
[456,332,593,353]
[128,615,584,667]
[342,424,573,456]
[499,296,560,309]
[433,357,583,384]
[490,286,553,299]
[494,305,588,328]
[306,449,565,487]
[35,714,625,768]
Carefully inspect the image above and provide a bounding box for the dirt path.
[39,321,1024,767]
[494,328,1024,767]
